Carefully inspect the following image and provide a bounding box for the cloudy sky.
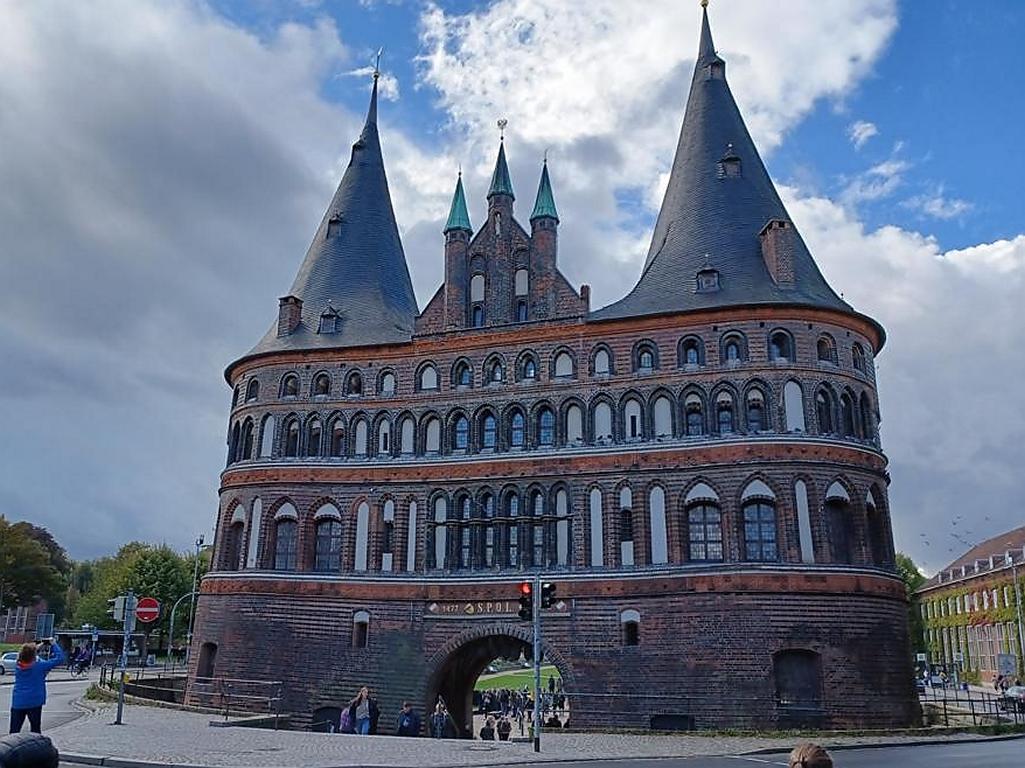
[1,0,1022,573]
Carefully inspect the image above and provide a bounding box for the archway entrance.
[425,630,569,739]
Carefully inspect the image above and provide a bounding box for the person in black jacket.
[347,687,380,736]
[395,702,421,736]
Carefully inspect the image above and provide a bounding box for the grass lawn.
[474,665,559,691]
[1,643,23,653]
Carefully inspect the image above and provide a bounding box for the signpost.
[113,591,138,725]
[135,597,160,624]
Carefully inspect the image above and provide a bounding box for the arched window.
[330,420,345,457]
[346,371,363,396]
[679,337,704,367]
[687,504,722,561]
[280,373,299,398]
[537,408,555,446]
[471,305,484,327]
[815,389,834,434]
[784,380,805,432]
[852,343,867,373]
[259,415,275,458]
[312,373,331,396]
[649,486,668,564]
[685,395,704,436]
[380,371,396,395]
[245,379,260,402]
[721,333,746,364]
[354,501,369,571]
[742,501,777,562]
[232,386,240,409]
[506,493,520,567]
[453,415,469,451]
[860,393,876,441]
[283,419,300,457]
[482,413,498,450]
[840,393,856,437]
[419,364,438,391]
[555,488,570,567]
[224,507,245,570]
[635,342,657,372]
[565,404,583,444]
[431,496,447,569]
[653,396,673,437]
[594,401,613,441]
[382,499,395,572]
[314,518,342,572]
[454,361,472,388]
[424,417,441,453]
[510,411,526,448]
[274,519,298,570]
[589,488,604,567]
[378,419,391,454]
[516,300,528,322]
[554,351,574,378]
[593,348,611,376]
[487,359,504,383]
[470,274,485,326]
[399,416,415,454]
[716,393,735,434]
[621,610,641,646]
[352,611,370,649]
[459,495,472,569]
[826,498,853,564]
[521,355,538,381]
[817,336,836,363]
[619,486,634,566]
[531,491,546,567]
[482,494,496,568]
[866,490,889,567]
[515,268,529,295]
[746,390,765,433]
[354,419,368,455]
[769,331,794,362]
[305,418,322,457]
[229,422,240,464]
[624,399,643,440]
[240,419,254,460]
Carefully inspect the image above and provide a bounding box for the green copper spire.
[444,172,472,234]
[487,139,515,200]
[530,158,559,223]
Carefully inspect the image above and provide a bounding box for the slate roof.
[919,525,1025,591]
[591,6,859,325]
[234,76,418,370]
[487,140,515,200]
[444,173,472,233]
[530,160,559,223]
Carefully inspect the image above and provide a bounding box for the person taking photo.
[9,639,64,734]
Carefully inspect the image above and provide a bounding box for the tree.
[896,552,927,653]
[11,521,73,621]
[0,516,64,613]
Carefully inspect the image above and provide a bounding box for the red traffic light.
[519,581,532,595]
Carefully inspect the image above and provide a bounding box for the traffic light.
[517,581,533,621]
[540,582,556,609]
[106,596,126,621]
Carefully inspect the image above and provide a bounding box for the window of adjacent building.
[246,379,260,402]
[593,348,611,375]
[515,268,529,296]
[280,373,299,398]
[688,504,723,561]
[419,364,438,391]
[313,373,331,396]
[314,518,342,572]
[274,519,298,570]
[352,611,370,649]
[538,408,555,446]
[510,412,526,447]
[742,501,777,562]
[554,352,574,378]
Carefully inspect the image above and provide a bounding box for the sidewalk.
[49,702,1024,768]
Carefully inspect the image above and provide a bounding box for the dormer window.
[318,310,340,334]
[706,58,725,80]
[326,216,342,239]
[717,144,741,178]
[696,268,720,292]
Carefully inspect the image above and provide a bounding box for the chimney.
[759,219,796,289]
[579,284,590,312]
[277,295,303,337]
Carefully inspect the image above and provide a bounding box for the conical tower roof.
[592,4,852,322]
[444,172,472,233]
[238,75,419,366]
[487,140,515,200]
[530,159,559,223]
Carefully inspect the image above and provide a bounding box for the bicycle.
[69,660,91,678]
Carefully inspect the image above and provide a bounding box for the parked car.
[0,652,18,675]
[999,685,1025,712]
[915,677,926,694]
[928,674,947,688]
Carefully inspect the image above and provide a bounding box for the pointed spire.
[698,0,719,65]
[530,158,559,223]
[444,172,473,234]
[366,67,379,126]
[487,133,515,201]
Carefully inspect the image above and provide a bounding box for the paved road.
[494,737,1025,768]
[0,674,91,732]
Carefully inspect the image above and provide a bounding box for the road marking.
[728,757,788,766]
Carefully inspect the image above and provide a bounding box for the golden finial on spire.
[701,0,709,8]
[373,48,383,80]
[497,118,508,141]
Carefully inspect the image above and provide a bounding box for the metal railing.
[918,684,1024,727]
[188,675,284,726]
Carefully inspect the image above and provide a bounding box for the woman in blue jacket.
[9,640,64,734]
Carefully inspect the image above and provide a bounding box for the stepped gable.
[591,4,853,323]
[239,74,418,367]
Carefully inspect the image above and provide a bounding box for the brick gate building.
[190,5,918,732]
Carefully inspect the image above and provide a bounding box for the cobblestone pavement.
[49,703,1017,768]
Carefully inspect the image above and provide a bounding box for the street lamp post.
[185,535,205,671]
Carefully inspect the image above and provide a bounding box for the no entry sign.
[135,596,160,623]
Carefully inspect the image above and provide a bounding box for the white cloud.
[903,186,974,220]
[341,66,401,101]
[841,154,911,206]
[847,119,879,149]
